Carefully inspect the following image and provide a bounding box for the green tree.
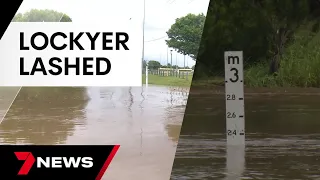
[12,9,72,22]
[172,65,179,69]
[60,14,72,22]
[197,0,272,76]
[254,0,309,73]
[166,13,206,60]
[195,0,314,79]
[148,60,161,70]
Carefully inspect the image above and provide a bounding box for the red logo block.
[14,152,35,175]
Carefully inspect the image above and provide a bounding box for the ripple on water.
[172,133,320,180]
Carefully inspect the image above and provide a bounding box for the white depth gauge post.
[224,51,245,146]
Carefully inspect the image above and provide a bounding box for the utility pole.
[167,47,169,66]
[142,0,146,68]
[176,52,178,77]
[176,53,178,68]
[142,0,147,87]
[170,49,173,76]
[170,49,173,67]
[187,56,188,67]
[184,54,186,68]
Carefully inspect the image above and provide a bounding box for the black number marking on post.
[227,56,240,65]
[227,94,236,100]
[227,112,236,118]
[229,68,239,83]
[227,130,237,136]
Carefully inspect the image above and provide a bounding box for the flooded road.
[0,87,20,120]
[171,89,320,180]
[0,86,189,180]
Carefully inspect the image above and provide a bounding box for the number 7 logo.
[14,152,35,175]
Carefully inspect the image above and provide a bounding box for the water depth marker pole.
[224,51,245,146]
[224,51,246,179]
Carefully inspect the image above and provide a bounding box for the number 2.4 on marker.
[227,130,245,136]
[227,130,237,136]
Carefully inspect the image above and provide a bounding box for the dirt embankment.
[189,86,320,96]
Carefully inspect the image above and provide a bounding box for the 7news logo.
[15,152,93,175]
[0,145,119,179]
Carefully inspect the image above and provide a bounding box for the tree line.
[166,0,320,87]
[12,9,72,22]
[142,60,194,71]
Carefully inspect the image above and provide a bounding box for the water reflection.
[171,90,320,180]
[164,104,186,143]
[0,87,88,145]
[0,85,188,180]
[225,145,245,180]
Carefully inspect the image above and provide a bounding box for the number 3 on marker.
[229,68,239,82]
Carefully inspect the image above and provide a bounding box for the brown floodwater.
[0,87,20,121]
[0,86,189,180]
[2,86,320,180]
[171,87,320,180]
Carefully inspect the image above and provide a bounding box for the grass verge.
[142,74,192,87]
[245,26,320,88]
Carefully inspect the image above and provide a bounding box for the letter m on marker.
[227,56,240,64]
[14,152,35,175]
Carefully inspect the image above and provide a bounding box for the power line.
[166,0,177,5]
[145,36,167,42]
[188,0,195,4]
[169,0,177,4]
[143,0,177,43]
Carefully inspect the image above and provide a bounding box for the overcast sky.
[16,0,209,67]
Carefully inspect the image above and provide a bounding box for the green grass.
[245,25,320,88]
[192,76,225,87]
[142,74,192,87]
